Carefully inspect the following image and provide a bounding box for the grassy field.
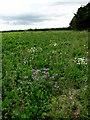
[2,30,88,119]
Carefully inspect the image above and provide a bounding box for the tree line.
[69,2,90,31]
[2,27,71,33]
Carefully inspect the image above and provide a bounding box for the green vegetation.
[2,30,88,119]
[0,33,2,120]
[69,2,90,30]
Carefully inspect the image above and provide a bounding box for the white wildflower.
[74,57,87,65]
[40,48,42,51]
[52,50,56,53]
[72,101,75,106]
[69,96,73,100]
[54,43,57,46]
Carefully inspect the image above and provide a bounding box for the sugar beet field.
[2,30,88,119]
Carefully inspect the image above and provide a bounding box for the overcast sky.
[0,0,89,31]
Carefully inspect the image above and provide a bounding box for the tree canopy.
[69,2,90,30]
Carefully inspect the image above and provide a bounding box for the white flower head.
[54,43,57,46]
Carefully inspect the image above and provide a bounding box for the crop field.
[2,30,88,119]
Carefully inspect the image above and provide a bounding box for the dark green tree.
[69,2,90,30]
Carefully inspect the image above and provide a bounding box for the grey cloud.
[52,1,89,6]
[0,14,52,25]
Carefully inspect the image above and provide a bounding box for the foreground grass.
[2,30,88,119]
